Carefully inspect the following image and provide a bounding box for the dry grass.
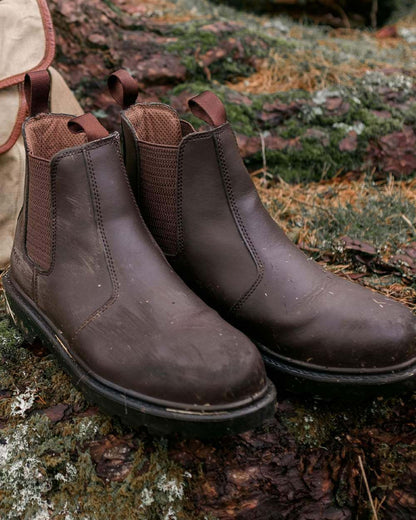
[327,27,371,39]
[229,14,416,94]
[152,10,203,24]
[397,10,416,27]
[257,174,416,224]
[256,175,416,308]
[229,48,385,93]
[120,0,201,23]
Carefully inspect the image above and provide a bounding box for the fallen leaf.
[375,25,398,39]
[42,403,71,423]
[340,236,377,256]
[88,434,137,482]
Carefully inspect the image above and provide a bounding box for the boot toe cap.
[75,314,267,411]
[284,287,416,371]
[138,324,268,409]
[254,276,416,372]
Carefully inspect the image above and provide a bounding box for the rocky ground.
[1,0,416,518]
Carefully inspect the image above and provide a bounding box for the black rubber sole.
[2,272,276,438]
[255,342,416,399]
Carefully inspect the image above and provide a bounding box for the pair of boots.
[3,69,416,437]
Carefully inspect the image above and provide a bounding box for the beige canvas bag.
[0,0,83,269]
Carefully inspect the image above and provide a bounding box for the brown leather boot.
[2,71,276,436]
[113,71,416,397]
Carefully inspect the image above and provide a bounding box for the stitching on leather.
[21,136,119,320]
[214,130,264,313]
[10,141,39,301]
[39,148,79,278]
[121,115,141,200]
[38,136,117,277]
[71,134,166,341]
[177,126,264,310]
[71,140,120,339]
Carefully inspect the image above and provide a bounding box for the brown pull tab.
[188,91,227,127]
[68,113,110,142]
[24,70,51,117]
[108,69,139,109]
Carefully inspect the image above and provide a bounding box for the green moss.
[247,135,362,184]
[0,312,207,519]
[385,0,416,22]
[243,76,416,182]
[102,0,123,16]
[279,395,407,450]
[167,24,219,54]
[225,102,258,136]
[0,318,24,364]
[165,20,291,83]
[163,23,416,183]
[311,184,416,250]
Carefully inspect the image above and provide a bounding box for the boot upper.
[121,92,416,373]
[10,111,267,410]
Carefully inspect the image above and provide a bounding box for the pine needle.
[358,454,379,520]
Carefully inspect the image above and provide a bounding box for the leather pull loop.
[108,69,139,109]
[68,113,110,142]
[24,70,51,117]
[188,91,227,127]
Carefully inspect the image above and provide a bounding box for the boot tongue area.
[125,104,183,146]
[123,91,227,146]
[188,91,227,127]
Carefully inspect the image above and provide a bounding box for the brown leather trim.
[0,84,27,154]
[45,134,119,278]
[0,0,55,90]
[213,129,264,313]
[108,69,139,109]
[25,70,51,117]
[71,142,120,339]
[188,91,227,127]
[68,113,110,142]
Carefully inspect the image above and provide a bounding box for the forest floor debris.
[1,0,416,518]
